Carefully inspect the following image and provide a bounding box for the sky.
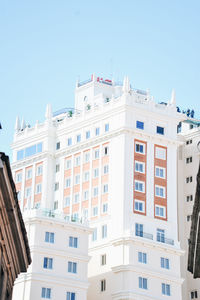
[1,0,200,159]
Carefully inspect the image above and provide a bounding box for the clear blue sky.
[1,0,200,159]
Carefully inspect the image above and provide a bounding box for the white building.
[12,74,188,299]
[178,119,200,300]
[12,209,92,300]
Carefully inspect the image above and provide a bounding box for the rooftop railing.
[23,208,87,225]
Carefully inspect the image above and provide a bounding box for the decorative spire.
[122,76,130,94]
[15,116,20,131]
[21,118,26,130]
[45,104,52,120]
[170,89,176,106]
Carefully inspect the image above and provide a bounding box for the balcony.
[135,231,153,240]
[23,208,87,225]
[157,236,174,246]
[135,231,174,245]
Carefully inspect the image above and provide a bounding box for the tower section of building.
[12,74,185,299]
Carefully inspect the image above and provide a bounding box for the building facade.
[0,152,31,300]
[11,74,189,299]
[178,120,200,300]
[12,209,92,300]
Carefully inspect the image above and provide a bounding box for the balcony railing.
[135,231,153,240]
[23,208,87,225]
[78,78,92,87]
[135,231,174,245]
[157,236,174,246]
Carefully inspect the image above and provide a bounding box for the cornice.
[29,245,91,262]
[111,264,184,284]
[111,236,185,256]
[15,272,90,289]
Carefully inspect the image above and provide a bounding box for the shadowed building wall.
[0,152,31,300]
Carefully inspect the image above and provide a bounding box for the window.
[105,123,109,132]
[135,223,143,237]
[103,165,109,174]
[161,257,169,269]
[74,193,80,203]
[86,131,90,139]
[135,181,145,193]
[155,186,165,198]
[84,171,90,182]
[54,182,59,191]
[66,292,76,300]
[186,139,193,145]
[37,165,43,176]
[134,200,144,212]
[139,277,147,290]
[66,178,71,188]
[17,191,21,201]
[68,261,77,274]
[102,203,108,213]
[100,279,106,292]
[95,127,100,136]
[69,237,78,248]
[155,167,165,178]
[138,252,147,264]
[94,149,100,159]
[17,143,43,160]
[68,138,72,146]
[75,175,80,185]
[54,201,58,210]
[83,190,89,200]
[16,172,22,183]
[72,212,79,221]
[157,229,165,243]
[136,121,144,130]
[190,124,194,130]
[26,169,32,180]
[191,291,198,299]
[55,164,60,172]
[101,254,106,266]
[155,147,166,160]
[43,257,53,269]
[155,205,166,218]
[35,183,42,194]
[157,126,164,135]
[64,197,70,207]
[56,142,60,150]
[83,209,88,219]
[94,168,99,178]
[66,159,71,169]
[135,143,145,154]
[75,156,80,166]
[45,232,55,244]
[84,152,90,162]
[92,206,98,216]
[41,288,51,299]
[186,195,193,202]
[186,176,193,183]
[135,162,145,173]
[186,157,193,164]
[76,134,81,143]
[25,187,31,198]
[92,228,97,241]
[103,146,109,156]
[162,283,170,296]
[102,224,107,238]
[93,187,99,197]
[103,184,108,194]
